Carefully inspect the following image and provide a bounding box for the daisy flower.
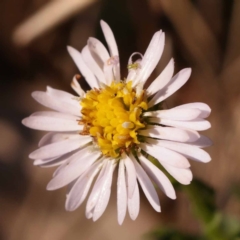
[22,20,212,224]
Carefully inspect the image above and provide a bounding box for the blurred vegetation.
[149,180,240,240]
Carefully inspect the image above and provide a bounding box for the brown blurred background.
[0,0,240,239]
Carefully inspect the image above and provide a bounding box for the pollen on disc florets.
[79,81,148,158]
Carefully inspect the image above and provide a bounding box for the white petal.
[71,75,85,97]
[47,86,81,114]
[139,126,200,142]
[189,135,213,148]
[139,154,176,199]
[161,162,193,185]
[103,62,114,85]
[128,180,140,220]
[51,147,95,178]
[117,160,127,225]
[33,149,79,166]
[150,117,211,131]
[34,149,80,167]
[67,46,99,89]
[81,45,105,84]
[33,157,57,165]
[132,156,161,212]
[30,111,77,120]
[86,159,108,215]
[151,140,211,163]
[173,102,211,118]
[34,158,64,167]
[126,53,143,81]
[39,132,55,147]
[86,209,94,219]
[29,135,91,159]
[145,108,202,121]
[87,37,112,85]
[123,154,137,198]
[46,86,78,103]
[47,149,101,190]
[147,58,174,96]
[22,114,83,132]
[100,20,120,80]
[148,68,192,107]
[93,161,115,221]
[87,37,110,63]
[133,31,165,86]
[38,132,79,147]
[32,91,81,116]
[141,143,190,168]
[65,161,102,211]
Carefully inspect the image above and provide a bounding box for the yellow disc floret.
[80,81,148,158]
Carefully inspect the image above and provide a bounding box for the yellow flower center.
[80,81,148,158]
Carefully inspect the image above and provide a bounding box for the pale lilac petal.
[173,102,211,118]
[124,154,137,198]
[151,140,211,163]
[71,75,86,97]
[81,45,105,84]
[29,135,91,159]
[147,58,174,96]
[133,31,165,86]
[148,68,192,107]
[150,117,211,131]
[132,156,161,212]
[161,162,193,185]
[141,143,190,168]
[138,154,176,199]
[47,149,101,190]
[117,160,127,225]
[32,91,81,116]
[145,108,202,121]
[67,46,99,88]
[65,161,103,211]
[93,161,115,221]
[139,126,200,142]
[22,114,83,132]
[100,20,120,80]
[86,159,109,216]
[128,180,140,220]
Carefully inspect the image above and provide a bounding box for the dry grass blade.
[196,0,224,39]
[220,2,240,97]
[223,1,240,69]
[12,0,97,47]
[159,0,220,74]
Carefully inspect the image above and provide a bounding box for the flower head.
[22,20,212,224]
